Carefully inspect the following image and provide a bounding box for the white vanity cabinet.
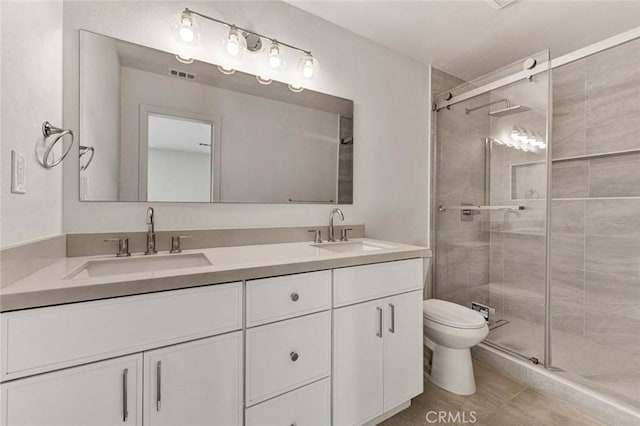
[332,259,423,426]
[0,283,243,426]
[1,354,142,426]
[244,271,332,424]
[0,256,426,426]
[143,332,243,426]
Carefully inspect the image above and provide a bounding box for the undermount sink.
[66,253,212,279]
[312,240,397,253]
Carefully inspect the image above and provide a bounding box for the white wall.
[79,31,121,201]
[119,67,339,203]
[0,1,63,248]
[148,148,210,202]
[62,1,430,247]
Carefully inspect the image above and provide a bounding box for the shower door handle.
[439,204,524,213]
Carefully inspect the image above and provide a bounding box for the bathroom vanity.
[0,238,428,426]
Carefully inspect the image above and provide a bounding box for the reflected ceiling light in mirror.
[173,8,318,90]
[298,54,319,80]
[172,11,200,45]
[256,75,272,85]
[223,26,247,58]
[175,54,194,64]
[266,41,285,70]
[217,65,235,75]
[288,84,304,93]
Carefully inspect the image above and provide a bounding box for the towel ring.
[40,121,74,169]
[79,145,95,171]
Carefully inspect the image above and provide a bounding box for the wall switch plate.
[11,150,26,194]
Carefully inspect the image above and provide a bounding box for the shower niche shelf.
[552,147,640,163]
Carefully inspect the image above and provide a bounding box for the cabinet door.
[143,332,243,426]
[1,354,142,426]
[383,290,424,411]
[333,299,384,426]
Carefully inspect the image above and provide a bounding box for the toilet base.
[425,336,477,395]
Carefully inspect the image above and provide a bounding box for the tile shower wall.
[550,38,640,402]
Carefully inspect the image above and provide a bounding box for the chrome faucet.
[145,207,157,255]
[328,208,345,242]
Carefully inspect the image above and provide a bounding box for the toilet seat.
[423,299,486,329]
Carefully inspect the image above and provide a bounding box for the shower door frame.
[430,24,640,369]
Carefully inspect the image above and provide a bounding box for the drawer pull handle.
[376,306,383,338]
[290,351,299,362]
[122,368,128,422]
[389,303,396,333]
[156,361,162,411]
[290,292,300,302]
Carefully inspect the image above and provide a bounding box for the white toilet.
[422,299,489,395]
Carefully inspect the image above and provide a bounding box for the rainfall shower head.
[488,103,530,117]
[465,98,529,116]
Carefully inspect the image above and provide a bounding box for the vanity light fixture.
[172,10,200,45]
[223,26,247,58]
[298,53,319,80]
[173,8,318,83]
[266,40,285,70]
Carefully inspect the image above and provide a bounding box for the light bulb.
[298,53,319,80]
[172,12,199,45]
[223,27,246,58]
[179,26,194,43]
[266,41,284,70]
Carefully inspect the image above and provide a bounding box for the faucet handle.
[104,238,131,257]
[340,228,354,242]
[308,229,322,243]
[170,235,191,254]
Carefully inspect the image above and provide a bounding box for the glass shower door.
[433,52,550,363]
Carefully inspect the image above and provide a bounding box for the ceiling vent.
[486,0,517,10]
[168,67,196,80]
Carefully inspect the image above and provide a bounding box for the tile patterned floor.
[381,361,604,426]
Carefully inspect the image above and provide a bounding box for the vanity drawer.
[245,311,331,406]
[333,259,423,307]
[1,282,243,381]
[245,378,331,426]
[246,270,331,327]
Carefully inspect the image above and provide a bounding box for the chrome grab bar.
[439,205,525,212]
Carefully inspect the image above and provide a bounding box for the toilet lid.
[423,299,487,329]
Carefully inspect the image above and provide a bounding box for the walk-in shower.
[431,35,640,420]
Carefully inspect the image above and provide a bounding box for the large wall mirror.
[78,31,354,203]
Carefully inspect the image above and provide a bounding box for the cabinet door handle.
[122,368,128,422]
[156,360,162,411]
[290,351,299,362]
[290,292,300,302]
[389,303,396,333]
[376,306,383,338]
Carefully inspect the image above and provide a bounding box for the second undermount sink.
[313,240,397,253]
[66,253,212,279]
